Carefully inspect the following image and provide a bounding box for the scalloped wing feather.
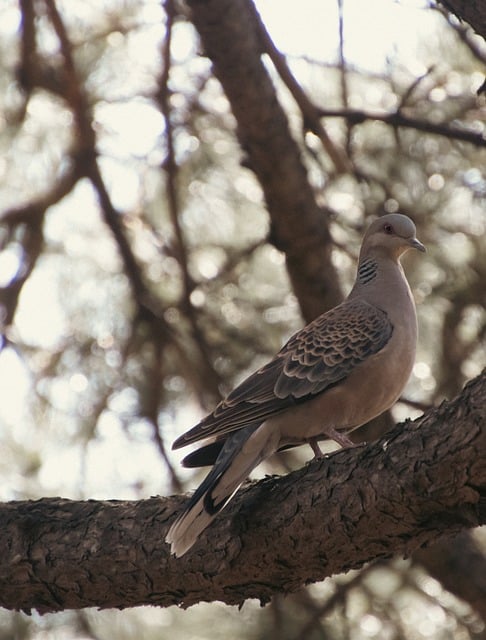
[172,299,392,449]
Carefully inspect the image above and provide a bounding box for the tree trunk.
[1,370,484,613]
[187,0,343,322]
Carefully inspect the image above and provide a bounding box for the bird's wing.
[172,299,392,449]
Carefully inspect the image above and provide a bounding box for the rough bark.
[0,370,484,614]
[437,0,486,40]
[187,0,343,322]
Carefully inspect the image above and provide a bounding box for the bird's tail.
[165,423,271,557]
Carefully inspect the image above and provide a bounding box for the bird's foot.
[309,430,363,460]
[325,428,356,449]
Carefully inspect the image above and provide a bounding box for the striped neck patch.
[358,258,378,284]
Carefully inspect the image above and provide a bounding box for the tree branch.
[248,1,351,174]
[1,370,484,613]
[316,107,486,148]
[0,164,81,328]
[436,0,486,41]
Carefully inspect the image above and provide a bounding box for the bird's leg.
[309,428,357,459]
[325,427,355,449]
[309,438,325,459]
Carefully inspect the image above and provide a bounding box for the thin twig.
[337,0,353,159]
[315,107,486,147]
[156,0,223,399]
[0,165,80,328]
[248,0,351,174]
[398,65,436,110]
[145,335,184,493]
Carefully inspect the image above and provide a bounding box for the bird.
[166,213,425,557]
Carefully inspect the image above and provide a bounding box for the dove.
[166,213,425,557]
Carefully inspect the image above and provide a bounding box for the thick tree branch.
[0,370,484,613]
[187,0,343,322]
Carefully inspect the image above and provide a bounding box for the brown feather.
[172,299,392,449]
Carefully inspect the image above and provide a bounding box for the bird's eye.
[383,223,394,234]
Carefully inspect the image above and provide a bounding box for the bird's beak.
[408,237,426,253]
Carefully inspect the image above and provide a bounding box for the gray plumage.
[166,213,425,557]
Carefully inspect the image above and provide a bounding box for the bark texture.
[187,0,343,322]
[0,370,485,613]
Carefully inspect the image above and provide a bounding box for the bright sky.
[257,0,431,71]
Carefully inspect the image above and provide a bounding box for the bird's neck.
[349,252,414,319]
[355,255,382,286]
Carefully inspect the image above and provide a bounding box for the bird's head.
[360,213,426,261]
